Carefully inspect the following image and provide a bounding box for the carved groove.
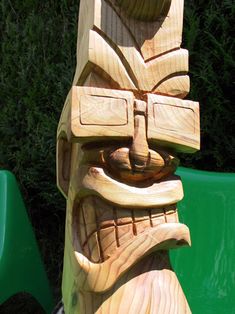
[145,47,181,63]
[93,26,139,88]
[113,207,120,247]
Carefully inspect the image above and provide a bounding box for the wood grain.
[148,94,200,153]
[72,0,189,97]
[56,0,200,313]
[71,86,134,141]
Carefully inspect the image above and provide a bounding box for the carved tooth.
[82,198,97,236]
[94,197,115,229]
[82,197,95,223]
[86,232,101,263]
[99,226,117,260]
[151,208,165,218]
[149,210,153,227]
[76,205,87,246]
[166,211,179,223]
[116,223,134,247]
[78,222,87,248]
[135,220,153,234]
[116,208,133,225]
[151,214,166,227]
[165,204,177,212]
[134,209,150,222]
[85,223,98,239]
[164,205,178,223]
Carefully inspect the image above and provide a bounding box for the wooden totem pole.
[57,0,200,313]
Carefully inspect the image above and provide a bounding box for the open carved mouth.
[70,165,189,292]
[73,195,178,263]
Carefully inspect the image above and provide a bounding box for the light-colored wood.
[59,85,199,151]
[72,0,189,97]
[76,252,191,314]
[71,165,184,208]
[148,94,200,153]
[70,86,134,141]
[73,222,190,292]
[56,0,201,313]
[115,0,172,21]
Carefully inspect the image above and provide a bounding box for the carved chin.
[72,202,190,292]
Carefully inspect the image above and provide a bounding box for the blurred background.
[0,0,234,312]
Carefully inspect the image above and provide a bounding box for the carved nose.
[129,100,149,171]
[107,99,176,181]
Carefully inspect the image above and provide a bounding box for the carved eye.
[153,103,195,134]
[147,94,200,153]
[79,95,128,126]
[71,86,134,143]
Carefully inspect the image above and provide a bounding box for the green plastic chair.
[0,170,54,313]
[171,167,235,314]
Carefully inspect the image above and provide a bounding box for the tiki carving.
[57,0,200,313]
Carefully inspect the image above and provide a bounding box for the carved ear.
[57,92,72,198]
[115,0,172,21]
[57,135,72,198]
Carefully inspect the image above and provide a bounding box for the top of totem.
[72,0,188,97]
[116,0,172,21]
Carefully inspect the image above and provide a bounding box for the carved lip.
[74,166,184,208]
[73,223,190,293]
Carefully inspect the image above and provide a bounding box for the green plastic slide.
[171,167,235,314]
[0,170,54,313]
[1,168,234,313]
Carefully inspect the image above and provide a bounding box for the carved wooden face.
[57,87,199,195]
[115,0,172,21]
[57,86,198,293]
